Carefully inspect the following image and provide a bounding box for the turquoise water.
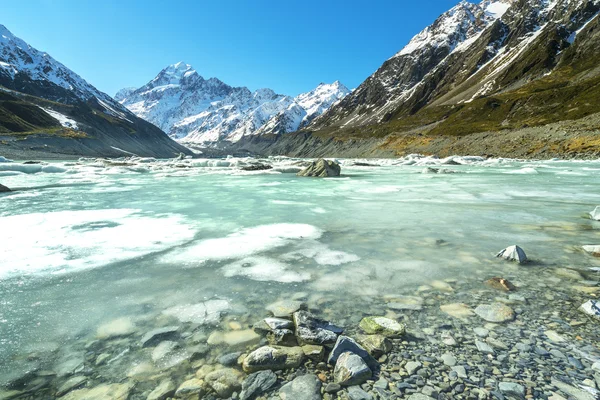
[1,155,600,387]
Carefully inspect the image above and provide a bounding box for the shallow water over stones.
[1,155,600,398]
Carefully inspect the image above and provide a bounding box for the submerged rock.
[266,300,305,318]
[174,378,206,399]
[474,303,515,323]
[358,316,405,337]
[554,268,584,280]
[293,311,343,345]
[140,326,179,347]
[151,341,190,368]
[385,295,424,311]
[204,368,244,398]
[496,245,527,263]
[440,303,475,319]
[61,382,134,400]
[240,370,277,400]
[56,376,88,397]
[147,379,176,400]
[279,374,322,400]
[485,277,516,292]
[207,329,261,348]
[333,352,372,386]
[96,317,136,339]
[297,159,341,177]
[162,300,230,324]
[0,183,11,192]
[242,345,304,373]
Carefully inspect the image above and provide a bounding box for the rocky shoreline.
[3,241,600,400]
[227,113,600,160]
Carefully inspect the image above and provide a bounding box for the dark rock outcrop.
[297,159,341,177]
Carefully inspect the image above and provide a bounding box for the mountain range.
[0,24,189,158]
[1,0,600,159]
[116,63,349,145]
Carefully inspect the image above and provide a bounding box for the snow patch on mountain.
[38,107,79,129]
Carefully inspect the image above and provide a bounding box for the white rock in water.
[496,245,527,263]
[590,206,600,221]
[580,300,600,320]
[582,245,600,257]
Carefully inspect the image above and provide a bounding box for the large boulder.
[0,183,10,192]
[297,159,340,177]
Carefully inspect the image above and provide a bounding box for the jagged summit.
[151,61,200,85]
[117,63,350,144]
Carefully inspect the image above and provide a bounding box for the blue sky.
[2,0,465,97]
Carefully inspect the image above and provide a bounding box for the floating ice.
[222,256,310,283]
[282,243,360,266]
[0,209,196,278]
[0,163,66,174]
[504,167,538,174]
[165,223,323,264]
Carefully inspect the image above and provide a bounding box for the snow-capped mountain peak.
[151,61,199,86]
[394,0,510,58]
[118,64,349,144]
[255,81,351,136]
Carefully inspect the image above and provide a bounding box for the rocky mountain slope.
[117,63,349,144]
[0,25,190,158]
[264,0,599,158]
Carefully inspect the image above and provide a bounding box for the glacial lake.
[1,155,600,398]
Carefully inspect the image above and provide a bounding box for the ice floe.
[0,209,196,278]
